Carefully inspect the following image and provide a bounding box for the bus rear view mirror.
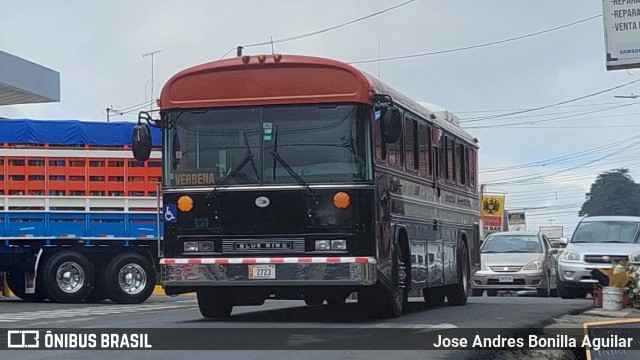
[381,106,402,143]
[132,123,152,161]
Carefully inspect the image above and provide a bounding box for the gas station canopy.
[0,50,60,106]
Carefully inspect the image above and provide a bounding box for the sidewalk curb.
[153,285,195,296]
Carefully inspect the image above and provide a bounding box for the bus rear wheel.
[445,243,469,306]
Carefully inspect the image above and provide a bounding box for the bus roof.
[160,54,476,145]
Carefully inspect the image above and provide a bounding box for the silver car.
[472,231,558,297]
[556,216,640,299]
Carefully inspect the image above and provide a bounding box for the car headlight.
[523,260,542,270]
[561,249,582,262]
[480,262,491,271]
[631,252,640,264]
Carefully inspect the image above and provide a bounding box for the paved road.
[0,294,592,359]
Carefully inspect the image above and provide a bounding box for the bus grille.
[222,237,306,254]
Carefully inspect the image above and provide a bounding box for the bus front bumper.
[160,256,377,287]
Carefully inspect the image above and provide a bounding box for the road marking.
[0,301,197,323]
[371,323,458,329]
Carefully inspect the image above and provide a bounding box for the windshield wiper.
[206,131,260,199]
[600,240,631,243]
[269,125,315,196]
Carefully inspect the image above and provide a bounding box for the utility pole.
[479,184,485,240]
[142,50,162,111]
[104,105,116,123]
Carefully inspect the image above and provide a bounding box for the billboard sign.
[602,0,640,70]
[539,225,564,239]
[507,211,527,232]
[482,195,504,236]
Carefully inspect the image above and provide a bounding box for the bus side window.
[457,142,466,187]
[470,148,477,191]
[438,134,446,182]
[445,136,455,183]
[404,116,418,174]
[418,124,431,178]
[387,112,403,170]
[374,109,387,163]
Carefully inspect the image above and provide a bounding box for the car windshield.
[481,235,542,253]
[571,221,640,243]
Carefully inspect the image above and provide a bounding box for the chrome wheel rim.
[118,263,147,295]
[56,262,85,293]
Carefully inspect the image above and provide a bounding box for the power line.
[348,14,601,64]
[219,0,418,59]
[462,79,640,124]
[464,102,640,128]
[479,133,640,173]
[453,100,639,114]
[486,140,640,185]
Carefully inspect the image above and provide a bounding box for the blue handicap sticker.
[163,204,178,223]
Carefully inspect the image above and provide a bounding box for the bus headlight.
[184,241,215,252]
[184,242,199,252]
[314,239,347,251]
[331,239,347,250]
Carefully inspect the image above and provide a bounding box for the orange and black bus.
[133,54,480,318]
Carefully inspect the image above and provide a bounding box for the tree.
[579,168,640,217]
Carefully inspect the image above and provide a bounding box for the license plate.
[499,275,514,283]
[249,264,276,279]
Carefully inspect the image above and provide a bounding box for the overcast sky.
[1,0,637,236]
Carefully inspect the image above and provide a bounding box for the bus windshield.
[163,104,373,186]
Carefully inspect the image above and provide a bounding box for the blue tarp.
[0,119,162,146]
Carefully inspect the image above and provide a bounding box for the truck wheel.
[445,244,469,306]
[6,272,47,302]
[197,290,233,319]
[41,251,94,303]
[104,253,156,304]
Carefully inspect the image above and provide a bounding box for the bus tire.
[41,251,94,303]
[304,295,324,306]
[104,253,156,304]
[423,287,446,308]
[385,243,408,318]
[197,289,233,319]
[6,271,47,302]
[445,243,469,306]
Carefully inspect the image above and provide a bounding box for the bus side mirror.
[132,123,152,161]
[381,106,402,143]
